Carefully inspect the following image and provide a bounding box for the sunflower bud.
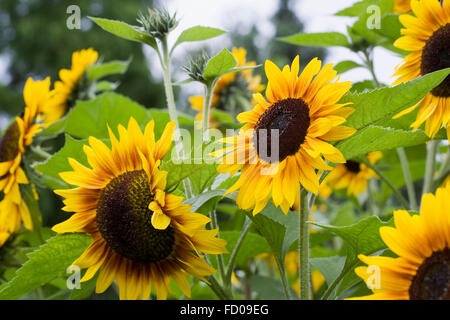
[137,8,178,39]
[182,52,210,83]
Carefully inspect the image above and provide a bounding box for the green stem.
[397,147,418,211]
[23,185,44,244]
[434,148,450,187]
[224,220,252,289]
[321,260,358,300]
[299,188,311,300]
[275,255,292,300]
[209,210,226,287]
[362,159,409,210]
[206,275,232,300]
[160,37,193,199]
[202,81,215,141]
[363,49,380,88]
[423,140,439,196]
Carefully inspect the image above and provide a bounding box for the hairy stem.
[299,188,311,300]
[423,140,439,196]
[397,147,418,211]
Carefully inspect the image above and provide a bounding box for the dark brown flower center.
[409,249,450,300]
[0,120,20,163]
[96,170,175,263]
[421,23,450,97]
[344,160,361,173]
[254,98,310,163]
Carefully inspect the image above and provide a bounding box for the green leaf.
[94,81,119,92]
[313,216,394,265]
[246,207,287,263]
[220,231,271,267]
[34,135,89,189]
[335,0,393,17]
[310,256,346,286]
[376,13,402,40]
[249,275,288,300]
[338,125,430,159]
[36,116,68,137]
[0,234,92,300]
[65,92,151,140]
[279,32,350,48]
[89,17,157,49]
[87,59,131,81]
[70,271,98,300]
[334,60,362,74]
[203,48,238,80]
[313,216,394,298]
[161,160,219,194]
[183,189,225,212]
[174,26,226,48]
[342,68,450,130]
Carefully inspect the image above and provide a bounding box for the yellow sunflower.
[0,77,51,237]
[52,118,227,300]
[189,47,264,127]
[215,56,355,214]
[322,151,382,197]
[392,0,450,140]
[394,0,412,13]
[42,48,98,125]
[351,184,450,300]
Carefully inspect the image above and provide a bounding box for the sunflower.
[351,184,450,300]
[42,48,98,125]
[52,118,227,300]
[322,151,382,197]
[392,0,450,140]
[214,56,355,214]
[189,47,264,127]
[0,77,51,237]
[394,0,412,13]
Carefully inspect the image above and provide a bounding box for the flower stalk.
[299,188,311,300]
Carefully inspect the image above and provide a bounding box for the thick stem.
[202,81,215,142]
[206,276,232,300]
[423,140,439,196]
[160,37,193,199]
[362,159,409,210]
[397,147,418,211]
[225,220,252,289]
[299,188,310,300]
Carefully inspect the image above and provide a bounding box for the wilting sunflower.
[0,77,51,236]
[351,184,450,300]
[322,151,382,197]
[41,48,98,124]
[215,56,355,214]
[189,47,264,127]
[52,118,227,300]
[394,0,412,13]
[393,0,450,140]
